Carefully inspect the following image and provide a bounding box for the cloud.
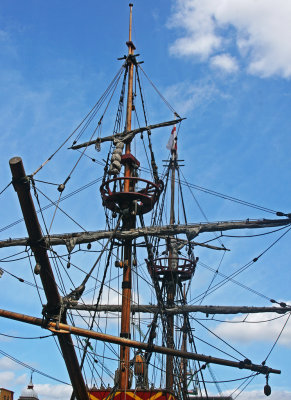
[0,371,27,387]
[15,373,28,385]
[0,334,12,343]
[0,367,70,399]
[170,34,221,60]
[0,29,9,42]
[226,389,291,399]
[34,384,72,400]
[168,0,291,78]
[210,54,238,73]
[0,357,22,371]
[213,311,291,346]
[202,388,291,399]
[163,81,220,114]
[0,371,15,387]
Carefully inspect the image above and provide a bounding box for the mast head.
[126,4,136,52]
[128,3,134,44]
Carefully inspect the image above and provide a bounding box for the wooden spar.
[67,304,291,315]
[1,217,290,248]
[119,3,135,390]
[9,157,88,400]
[9,158,61,309]
[0,236,227,251]
[0,308,281,376]
[69,118,185,150]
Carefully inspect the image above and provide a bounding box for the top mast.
[125,2,135,172]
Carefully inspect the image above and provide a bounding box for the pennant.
[166,125,177,152]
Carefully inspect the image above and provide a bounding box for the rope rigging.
[1,152,290,396]
[189,224,291,305]
[31,66,125,177]
[1,38,289,400]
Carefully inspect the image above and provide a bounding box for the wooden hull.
[88,389,176,400]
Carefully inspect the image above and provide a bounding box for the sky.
[0,0,291,399]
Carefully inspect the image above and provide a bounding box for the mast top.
[127,3,136,51]
[129,3,133,42]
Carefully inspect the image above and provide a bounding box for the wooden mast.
[119,3,135,391]
[166,132,177,390]
[181,285,188,394]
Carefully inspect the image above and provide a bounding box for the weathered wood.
[9,157,88,400]
[70,118,185,150]
[119,4,135,390]
[68,304,291,315]
[9,157,61,308]
[1,217,290,248]
[168,236,229,251]
[0,308,280,376]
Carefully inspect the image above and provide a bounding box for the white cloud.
[0,371,15,387]
[0,334,12,343]
[197,388,291,399]
[213,311,291,346]
[0,371,27,387]
[228,389,291,399]
[0,29,9,42]
[0,373,71,400]
[210,54,238,73]
[168,0,222,59]
[34,384,72,400]
[169,0,291,78]
[170,34,221,60]
[0,357,22,371]
[15,373,28,385]
[163,81,220,114]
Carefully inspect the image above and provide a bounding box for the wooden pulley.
[134,353,145,376]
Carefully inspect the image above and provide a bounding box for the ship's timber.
[67,304,291,315]
[69,118,185,150]
[1,217,290,248]
[9,157,88,400]
[0,308,281,376]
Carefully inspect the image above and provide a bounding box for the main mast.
[166,137,177,390]
[98,3,164,392]
[119,2,135,390]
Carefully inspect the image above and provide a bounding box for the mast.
[119,3,135,390]
[181,285,188,393]
[166,134,177,390]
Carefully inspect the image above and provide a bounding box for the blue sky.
[1,1,291,399]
